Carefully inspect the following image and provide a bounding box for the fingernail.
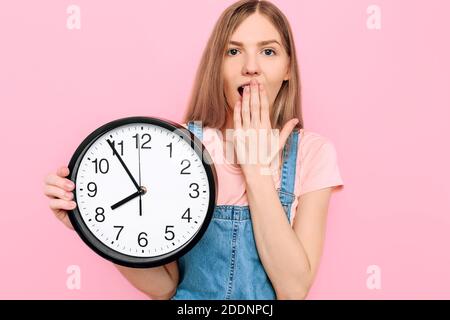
[68,201,76,209]
[66,182,74,190]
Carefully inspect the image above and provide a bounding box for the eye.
[227,48,240,56]
[263,48,276,56]
[226,48,277,57]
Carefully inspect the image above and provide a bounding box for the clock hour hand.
[111,188,144,210]
[106,139,140,191]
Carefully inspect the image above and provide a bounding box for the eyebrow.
[228,39,281,47]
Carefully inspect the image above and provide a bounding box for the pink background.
[1,0,449,299]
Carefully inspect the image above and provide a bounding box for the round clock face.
[68,117,217,268]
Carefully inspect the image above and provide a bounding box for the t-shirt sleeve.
[297,135,344,196]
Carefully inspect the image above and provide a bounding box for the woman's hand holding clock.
[43,166,77,230]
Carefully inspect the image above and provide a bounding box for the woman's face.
[223,13,290,114]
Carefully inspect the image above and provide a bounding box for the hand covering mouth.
[237,83,251,97]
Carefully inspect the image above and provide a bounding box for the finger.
[45,173,75,191]
[250,81,260,127]
[54,209,75,230]
[49,198,77,211]
[241,85,251,130]
[44,185,74,201]
[259,83,271,129]
[57,166,70,177]
[233,99,242,130]
[279,119,300,153]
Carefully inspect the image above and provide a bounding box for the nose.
[242,55,261,76]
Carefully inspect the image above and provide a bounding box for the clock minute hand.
[111,189,143,210]
[106,139,140,191]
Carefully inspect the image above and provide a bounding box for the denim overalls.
[171,121,300,300]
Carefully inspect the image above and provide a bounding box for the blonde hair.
[182,0,304,134]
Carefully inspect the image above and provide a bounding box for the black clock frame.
[67,116,217,268]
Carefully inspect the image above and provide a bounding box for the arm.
[245,172,333,300]
[114,261,179,300]
[44,166,180,299]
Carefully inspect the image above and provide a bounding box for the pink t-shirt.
[182,124,344,226]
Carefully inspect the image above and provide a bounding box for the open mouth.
[238,86,244,97]
[237,84,250,97]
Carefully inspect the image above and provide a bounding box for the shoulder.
[298,128,338,160]
[296,128,344,195]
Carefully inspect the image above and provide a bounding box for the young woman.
[43,0,344,300]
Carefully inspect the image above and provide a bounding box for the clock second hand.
[138,134,143,216]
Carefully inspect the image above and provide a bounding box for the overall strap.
[187,120,203,141]
[278,129,300,204]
